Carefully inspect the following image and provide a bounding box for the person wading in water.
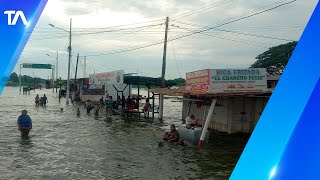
[35,94,40,106]
[17,110,32,138]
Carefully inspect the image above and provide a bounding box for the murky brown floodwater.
[0,87,248,180]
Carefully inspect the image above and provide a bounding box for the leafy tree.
[9,72,19,82]
[251,41,297,68]
[7,72,47,86]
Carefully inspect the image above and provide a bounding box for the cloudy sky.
[17,0,317,80]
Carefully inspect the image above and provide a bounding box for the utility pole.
[52,64,54,92]
[56,51,58,80]
[66,18,72,105]
[75,53,79,80]
[56,51,58,93]
[19,64,22,93]
[83,56,86,78]
[159,17,169,120]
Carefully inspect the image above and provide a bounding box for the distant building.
[267,75,281,91]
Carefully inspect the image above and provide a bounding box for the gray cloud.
[17,0,318,79]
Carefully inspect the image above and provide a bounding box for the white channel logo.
[4,11,28,26]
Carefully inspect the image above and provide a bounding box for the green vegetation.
[6,72,46,87]
[251,41,297,68]
[124,76,185,87]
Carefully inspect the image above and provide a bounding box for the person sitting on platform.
[142,99,151,116]
[163,125,179,142]
[185,115,199,129]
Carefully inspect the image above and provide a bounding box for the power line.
[172,20,295,41]
[172,0,234,20]
[216,29,295,41]
[170,41,182,78]
[171,24,292,44]
[28,23,165,40]
[60,23,164,37]
[35,18,165,30]
[168,0,297,42]
[85,0,296,57]
[71,23,165,48]
[174,20,303,31]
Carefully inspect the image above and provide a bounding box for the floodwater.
[0,87,248,180]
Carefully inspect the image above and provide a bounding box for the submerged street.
[0,87,247,179]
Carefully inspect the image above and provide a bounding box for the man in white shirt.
[185,115,195,126]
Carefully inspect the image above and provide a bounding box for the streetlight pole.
[46,51,59,92]
[52,64,54,92]
[84,56,86,78]
[56,51,58,80]
[49,19,72,104]
[66,18,72,104]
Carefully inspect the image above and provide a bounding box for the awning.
[147,86,272,98]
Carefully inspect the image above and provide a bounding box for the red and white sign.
[186,68,268,93]
[186,69,210,93]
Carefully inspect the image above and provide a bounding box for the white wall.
[182,96,269,134]
[81,95,102,102]
[105,84,131,100]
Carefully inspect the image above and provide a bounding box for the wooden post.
[138,83,140,119]
[147,89,150,118]
[19,64,22,93]
[159,17,169,120]
[152,93,155,119]
[198,99,216,148]
[227,97,233,134]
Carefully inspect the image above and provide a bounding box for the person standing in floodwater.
[106,96,113,117]
[121,95,126,109]
[99,97,104,108]
[42,94,48,106]
[85,100,93,114]
[126,96,133,111]
[35,94,40,106]
[17,110,32,138]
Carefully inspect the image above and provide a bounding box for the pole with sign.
[19,63,54,93]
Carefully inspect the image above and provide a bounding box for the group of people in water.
[83,95,152,118]
[21,92,201,148]
[35,94,48,106]
[84,96,114,117]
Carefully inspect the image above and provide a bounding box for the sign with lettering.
[186,68,267,93]
[186,69,210,93]
[210,68,267,93]
[22,63,53,69]
[89,70,124,85]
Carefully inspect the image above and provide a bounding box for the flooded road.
[0,87,248,180]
